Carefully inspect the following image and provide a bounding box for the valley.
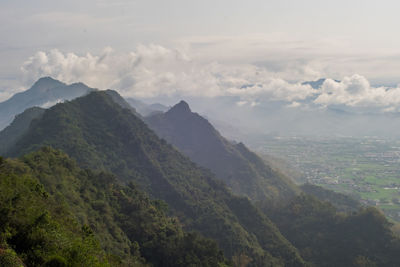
[252,136,400,221]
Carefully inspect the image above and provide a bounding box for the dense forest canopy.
[0,148,229,266]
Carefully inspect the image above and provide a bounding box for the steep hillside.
[1,148,228,266]
[105,90,141,117]
[0,152,110,266]
[145,101,300,203]
[0,77,92,130]
[300,183,361,212]
[0,107,45,155]
[0,89,129,156]
[270,194,400,267]
[7,91,306,266]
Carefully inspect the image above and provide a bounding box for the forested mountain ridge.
[145,100,300,203]
[269,194,400,267]
[0,148,229,266]
[300,183,361,212]
[0,152,109,266]
[5,90,306,266]
[0,77,93,130]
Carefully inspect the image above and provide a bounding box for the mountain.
[300,183,361,212]
[0,89,138,156]
[5,90,306,266]
[0,77,93,130]
[2,86,400,266]
[127,97,169,116]
[0,148,228,266]
[270,194,400,267]
[0,151,109,266]
[105,90,141,117]
[0,106,45,155]
[145,100,300,203]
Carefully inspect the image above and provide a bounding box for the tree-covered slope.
[270,194,400,267]
[1,148,229,266]
[6,91,306,266]
[145,101,300,203]
[0,153,109,266]
[300,183,361,212]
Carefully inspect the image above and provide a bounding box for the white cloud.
[236,101,247,107]
[314,74,400,111]
[0,91,11,103]
[21,48,114,89]
[20,45,316,104]
[18,45,400,113]
[40,99,63,108]
[287,101,301,108]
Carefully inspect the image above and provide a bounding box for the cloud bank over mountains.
[20,45,316,100]
[315,75,400,111]
[16,45,400,113]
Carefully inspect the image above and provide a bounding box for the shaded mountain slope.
[145,101,300,203]
[0,77,93,130]
[300,183,361,212]
[0,107,45,155]
[270,194,400,267]
[6,91,305,266]
[105,90,140,117]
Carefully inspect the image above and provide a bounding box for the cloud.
[287,101,301,108]
[21,48,114,89]
[314,74,400,111]
[0,91,12,103]
[20,45,316,104]
[236,101,247,107]
[19,45,400,113]
[40,99,63,108]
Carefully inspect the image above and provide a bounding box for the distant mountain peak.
[30,77,66,94]
[146,101,300,203]
[70,81,87,87]
[32,77,65,91]
[0,77,93,130]
[36,76,59,82]
[168,100,191,114]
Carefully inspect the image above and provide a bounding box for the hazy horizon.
[3,0,400,137]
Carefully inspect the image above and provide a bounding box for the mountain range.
[1,77,400,266]
[145,100,299,203]
[0,77,93,130]
[135,78,400,140]
[3,89,305,266]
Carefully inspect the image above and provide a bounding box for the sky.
[2,0,400,113]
